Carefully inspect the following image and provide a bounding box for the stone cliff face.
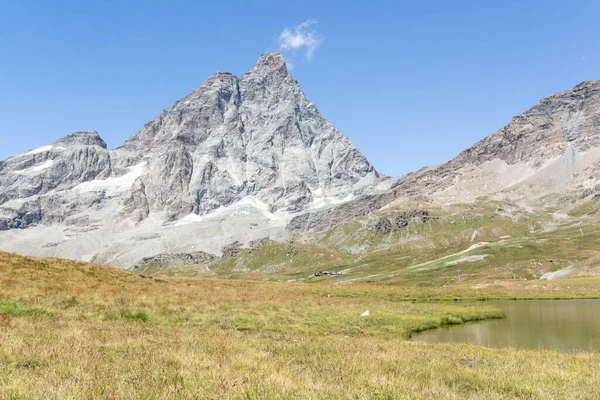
[115,52,378,222]
[0,53,380,231]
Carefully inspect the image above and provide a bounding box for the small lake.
[413,299,600,352]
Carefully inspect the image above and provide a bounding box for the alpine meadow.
[2,2,600,399]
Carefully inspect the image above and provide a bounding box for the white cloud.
[278,19,324,60]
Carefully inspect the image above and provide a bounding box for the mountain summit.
[114,52,379,221]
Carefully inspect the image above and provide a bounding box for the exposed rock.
[221,241,242,258]
[396,81,600,202]
[248,237,270,250]
[114,51,380,221]
[55,131,108,148]
[386,210,430,230]
[133,251,217,271]
[373,217,393,235]
[287,248,299,258]
[287,191,399,232]
[1,66,600,269]
[313,270,341,277]
[0,130,112,211]
[0,52,378,230]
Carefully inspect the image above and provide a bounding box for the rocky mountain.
[0,53,385,267]
[114,53,379,222]
[289,81,600,232]
[0,131,112,229]
[1,54,599,270]
[403,80,600,203]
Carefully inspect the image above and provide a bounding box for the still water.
[413,299,600,352]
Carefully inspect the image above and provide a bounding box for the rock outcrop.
[132,251,217,272]
[113,52,379,222]
[372,211,431,235]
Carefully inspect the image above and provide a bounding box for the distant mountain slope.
[289,81,600,233]
[405,80,600,203]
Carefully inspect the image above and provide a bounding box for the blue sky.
[0,1,598,176]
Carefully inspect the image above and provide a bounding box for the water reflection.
[413,299,600,352]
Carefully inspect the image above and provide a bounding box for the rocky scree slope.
[400,81,600,202]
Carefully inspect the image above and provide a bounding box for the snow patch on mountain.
[174,196,282,227]
[16,159,54,174]
[24,145,55,155]
[73,162,146,196]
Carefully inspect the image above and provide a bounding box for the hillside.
[1,251,600,398]
[135,196,600,289]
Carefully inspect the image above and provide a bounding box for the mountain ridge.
[0,55,599,270]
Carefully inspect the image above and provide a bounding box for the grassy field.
[2,251,600,399]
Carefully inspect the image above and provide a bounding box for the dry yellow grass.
[1,251,600,399]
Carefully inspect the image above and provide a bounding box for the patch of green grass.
[0,301,51,318]
[142,197,600,287]
[208,242,349,278]
[568,196,600,217]
[105,309,150,322]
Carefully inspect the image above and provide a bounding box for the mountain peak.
[571,80,600,95]
[574,80,600,89]
[55,131,107,148]
[247,52,288,77]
